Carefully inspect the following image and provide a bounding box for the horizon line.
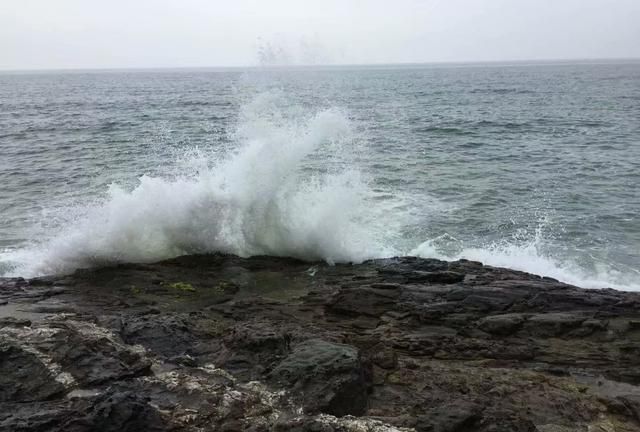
[1,56,639,74]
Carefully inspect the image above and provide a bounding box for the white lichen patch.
[242,380,287,407]
[220,389,245,411]
[66,388,103,399]
[199,363,236,382]
[61,320,148,356]
[0,324,59,340]
[137,359,409,431]
[141,362,292,426]
[309,414,415,432]
[1,317,153,394]
[147,370,196,392]
[145,367,227,395]
[55,371,76,386]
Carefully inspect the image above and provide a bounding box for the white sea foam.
[5,93,401,277]
[2,93,638,292]
[411,230,640,291]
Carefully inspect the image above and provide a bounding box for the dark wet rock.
[216,321,293,379]
[326,287,399,317]
[525,312,588,337]
[1,254,640,431]
[0,390,170,432]
[121,313,197,357]
[63,391,169,432]
[0,320,151,398]
[370,347,398,370]
[224,323,291,355]
[0,316,32,327]
[0,339,66,402]
[270,339,371,416]
[406,271,465,284]
[414,401,481,432]
[36,321,151,386]
[477,313,527,336]
[459,294,512,312]
[619,395,640,422]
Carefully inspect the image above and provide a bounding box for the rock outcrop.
[1,254,640,431]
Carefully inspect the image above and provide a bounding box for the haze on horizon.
[1,0,639,71]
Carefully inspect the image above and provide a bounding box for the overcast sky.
[1,0,639,70]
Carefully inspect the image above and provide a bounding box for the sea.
[1,61,638,290]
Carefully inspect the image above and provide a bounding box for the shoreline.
[2,253,640,431]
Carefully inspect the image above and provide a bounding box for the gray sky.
[1,0,639,70]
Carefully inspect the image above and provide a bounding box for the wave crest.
[2,93,638,292]
[5,94,398,276]
[411,227,640,291]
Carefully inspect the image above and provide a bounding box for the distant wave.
[413,126,474,136]
[470,88,536,95]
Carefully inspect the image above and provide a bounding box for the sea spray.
[4,93,402,276]
[411,222,640,291]
[2,91,638,292]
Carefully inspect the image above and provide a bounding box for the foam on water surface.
[411,237,640,291]
[3,93,401,276]
[1,89,638,292]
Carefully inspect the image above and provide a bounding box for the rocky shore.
[1,254,640,431]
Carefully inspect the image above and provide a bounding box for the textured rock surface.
[269,339,371,416]
[1,254,640,431]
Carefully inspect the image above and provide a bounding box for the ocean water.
[1,62,639,290]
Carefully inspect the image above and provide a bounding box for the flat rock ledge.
[1,254,640,432]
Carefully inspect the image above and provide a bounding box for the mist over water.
[1,63,639,290]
